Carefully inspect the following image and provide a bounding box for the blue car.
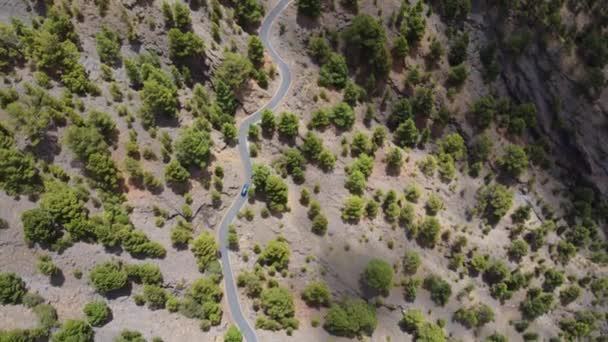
[240,184,249,197]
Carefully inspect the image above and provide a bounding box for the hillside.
[0,0,607,341]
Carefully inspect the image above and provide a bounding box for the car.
[240,183,249,197]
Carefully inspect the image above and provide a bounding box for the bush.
[453,303,494,329]
[191,232,218,272]
[247,36,264,66]
[425,194,444,216]
[302,281,331,307]
[122,230,166,258]
[393,119,418,147]
[96,26,121,64]
[89,261,128,295]
[508,240,529,262]
[143,285,167,310]
[0,148,41,195]
[448,63,468,86]
[542,269,564,292]
[37,255,59,277]
[224,325,243,342]
[22,208,58,245]
[277,112,299,139]
[297,0,322,17]
[168,29,204,61]
[559,285,581,306]
[342,14,390,78]
[323,298,377,337]
[341,196,365,222]
[318,53,348,89]
[500,144,528,177]
[113,330,146,342]
[476,184,514,223]
[417,217,442,248]
[258,239,290,270]
[233,0,264,27]
[520,288,554,320]
[0,272,26,305]
[361,258,393,294]
[423,275,452,306]
[164,159,190,184]
[52,320,94,342]
[260,109,276,134]
[174,127,212,168]
[126,263,163,285]
[311,214,328,235]
[265,175,289,212]
[403,251,421,275]
[261,286,296,326]
[330,102,355,130]
[83,300,111,326]
[308,36,330,64]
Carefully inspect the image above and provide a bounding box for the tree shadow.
[50,269,65,287]
[106,283,133,300]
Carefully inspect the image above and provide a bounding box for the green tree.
[302,281,331,307]
[308,36,330,64]
[260,109,276,135]
[393,35,409,59]
[341,196,365,222]
[261,286,295,323]
[508,240,529,262]
[164,159,190,184]
[417,216,441,248]
[500,144,528,177]
[96,26,121,64]
[345,170,366,195]
[361,258,394,294]
[258,239,290,270]
[83,300,111,327]
[319,53,348,89]
[191,232,218,272]
[234,0,264,28]
[248,36,264,66]
[143,284,168,310]
[439,133,466,160]
[385,147,403,172]
[403,251,421,275]
[311,214,328,235]
[175,127,212,168]
[520,288,554,320]
[265,175,289,212]
[168,28,204,61]
[0,148,41,195]
[141,66,179,120]
[453,303,494,329]
[330,102,355,130]
[277,112,299,139]
[323,298,377,337]
[543,269,564,292]
[89,261,128,295]
[423,275,452,306]
[52,320,94,342]
[21,208,57,245]
[0,272,26,305]
[342,14,391,78]
[224,325,243,342]
[297,0,322,17]
[394,119,418,147]
[476,184,514,223]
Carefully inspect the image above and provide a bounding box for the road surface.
[218,0,293,341]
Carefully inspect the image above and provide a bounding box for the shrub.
[542,269,564,292]
[311,214,328,235]
[318,53,348,88]
[247,36,264,66]
[83,300,111,326]
[89,261,128,294]
[52,320,94,342]
[361,258,393,294]
[341,196,365,222]
[323,298,377,337]
[342,14,390,78]
[345,170,366,195]
[168,29,204,61]
[233,0,264,27]
[96,26,121,64]
[308,36,330,63]
[499,144,528,177]
[143,285,167,310]
[0,272,26,305]
[22,208,58,245]
[423,275,452,306]
[520,288,554,320]
[113,330,146,342]
[329,102,355,130]
[0,148,41,195]
[261,286,296,326]
[126,263,163,285]
[559,285,581,306]
[265,175,289,212]
[301,281,331,307]
[174,127,212,168]
[260,109,276,134]
[191,232,218,272]
[403,251,421,275]
[258,239,290,270]
[122,230,166,258]
[277,112,299,139]
[453,303,494,329]
[164,159,190,184]
[297,0,322,17]
[394,119,418,147]
[224,325,243,342]
[37,255,59,277]
[385,147,403,171]
[508,240,529,262]
[417,217,441,248]
[475,184,514,223]
[425,194,444,215]
[308,108,330,130]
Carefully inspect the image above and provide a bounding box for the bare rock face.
[474,8,608,195]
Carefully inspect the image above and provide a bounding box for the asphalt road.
[218,0,293,341]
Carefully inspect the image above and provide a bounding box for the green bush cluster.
[423,275,452,306]
[342,14,391,78]
[400,309,446,341]
[256,286,298,331]
[251,164,290,212]
[323,298,377,337]
[96,26,122,65]
[191,232,218,272]
[83,300,112,326]
[257,238,291,270]
[361,258,393,295]
[453,303,494,329]
[89,261,129,295]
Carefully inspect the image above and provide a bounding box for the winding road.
[218,0,293,341]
